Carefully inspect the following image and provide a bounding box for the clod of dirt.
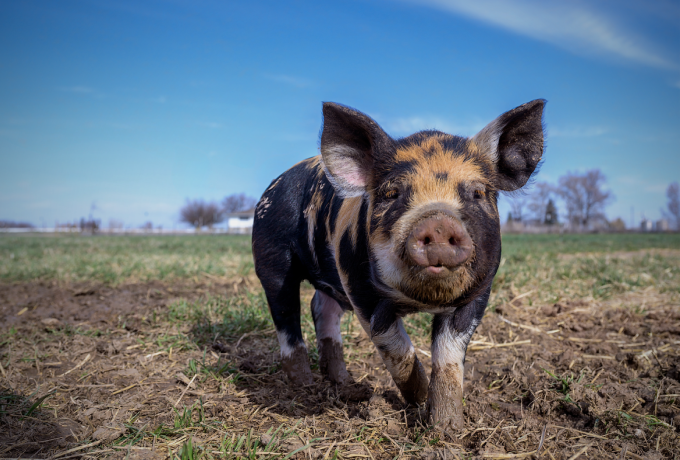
[114,368,141,380]
[368,394,387,407]
[665,364,680,382]
[260,433,274,446]
[481,443,506,456]
[623,325,642,336]
[338,382,372,402]
[212,342,229,353]
[56,418,84,442]
[239,359,258,373]
[96,339,124,355]
[385,419,401,436]
[367,407,382,419]
[281,437,304,452]
[656,405,676,418]
[92,423,126,442]
[541,304,559,317]
[41,317,61,326]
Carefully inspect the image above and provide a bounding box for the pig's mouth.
[427,265,445,274]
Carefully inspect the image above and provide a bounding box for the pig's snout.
[406,215,472,272]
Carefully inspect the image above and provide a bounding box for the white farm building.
[227,209,255,234]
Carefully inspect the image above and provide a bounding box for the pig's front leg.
[358,312,428,405]
[428,293,488,432]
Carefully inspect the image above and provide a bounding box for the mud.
[0,280,235,328]
[0,279,679,458]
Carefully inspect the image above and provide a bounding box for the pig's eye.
[384,189,399,200]
[473,188,485,200]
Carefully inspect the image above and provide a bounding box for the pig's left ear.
[320,102,393,197]
[471,99,546,191]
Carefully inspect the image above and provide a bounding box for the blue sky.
[1,0,679,228]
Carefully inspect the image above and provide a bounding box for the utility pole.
[630,206,634,230]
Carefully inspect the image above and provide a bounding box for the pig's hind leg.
[311,291,351,384]
[257,255,314,386]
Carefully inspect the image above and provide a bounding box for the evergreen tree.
[544,199,558,225]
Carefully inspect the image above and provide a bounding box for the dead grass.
[1,235,679,459]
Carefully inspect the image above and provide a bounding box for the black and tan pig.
[252,100,545,431]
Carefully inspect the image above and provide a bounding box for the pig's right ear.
[320,102,393,197]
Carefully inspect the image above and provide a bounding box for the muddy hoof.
[398,357,429,405]
[318,338,351,384]
[323,358,351,384]
[281,349,313,386]
[428,400,464,433]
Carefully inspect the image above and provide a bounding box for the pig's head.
[320,100,545,308]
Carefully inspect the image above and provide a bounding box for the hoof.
[281,349,313,386]
[427,395,465,433]
[398,357,429,405]
[319,338,351,384]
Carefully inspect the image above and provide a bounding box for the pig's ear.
[320,102,392,197]
[471,99,546,191]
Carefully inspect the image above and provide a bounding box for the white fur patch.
[431,320,478,373]
[276,330,300,358]
[371,318,416,376]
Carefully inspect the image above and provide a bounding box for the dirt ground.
[1,267,679,458]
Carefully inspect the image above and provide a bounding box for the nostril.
[449,237,455,245]
[423,237,431,245]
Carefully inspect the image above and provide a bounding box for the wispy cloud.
[550,126,607,137]
[404,0,678,70]
[263,74,314,88]
[377,115,485,137]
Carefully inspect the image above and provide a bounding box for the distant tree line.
[0,220,34,229]
[508,171,679,231]
[180,193,257,230]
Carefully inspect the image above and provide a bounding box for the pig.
[252,99,545,431]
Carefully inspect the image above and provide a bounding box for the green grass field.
[1,232,679,458]
[0,234,253,284]
[1,232,679,285]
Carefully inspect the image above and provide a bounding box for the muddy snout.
[406,215,473,270]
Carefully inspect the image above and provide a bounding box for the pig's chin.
[397,264,475,306]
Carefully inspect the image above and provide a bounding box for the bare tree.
[662,182,680,230]
[507,195,529,222]
[555,169,613,229]
[526,182,553,223]
[180,199,223,229]
[222,193,257,214]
